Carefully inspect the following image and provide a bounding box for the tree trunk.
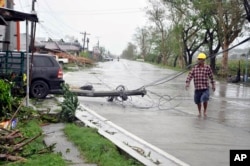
[178,55,184,69]
[210,54,216,73]
[220,43,229,77]
[161,30,167,65]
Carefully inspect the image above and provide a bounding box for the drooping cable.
[138,36,250,90]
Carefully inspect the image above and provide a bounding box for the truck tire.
[30,80,49,99]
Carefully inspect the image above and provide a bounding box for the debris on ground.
[56,52,94,65]
[0,127,42,162]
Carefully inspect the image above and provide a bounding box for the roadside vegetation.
[0,80,143,166]
[2,1,250,164]
[147,57,250,83]
[64,123,143,166]
[121,0,250,79]
[1,119,67,166]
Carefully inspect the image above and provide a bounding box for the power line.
[15,0,31,12]
[37,8,144,15]
[34,0,82,39]
[137,36,250,90]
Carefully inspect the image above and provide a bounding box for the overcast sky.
[14,0,149,55]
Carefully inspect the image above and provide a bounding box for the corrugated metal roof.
[44,42,60,50]
[0,7,38,25]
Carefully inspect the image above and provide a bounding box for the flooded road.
[64,59,250,166]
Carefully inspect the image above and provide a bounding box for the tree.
[133,26,152,60]
[213,0,246,76]
[121,43,137,60]
[145,0,170,64]
[192,0,221,72]
[99,46,106,57]
[167,25,185,68]
[162,0,246,75]
[163,0,207,67]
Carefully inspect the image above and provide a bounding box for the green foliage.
[18,106,38,121]
[121,42,137,60]
[18,119,45,153]
[64,123,143,166]
[80,51,90,58]
[144,53,158,63]
[1,119,67,166]
[59,83,79,122]
[0,80,12,112]
[8,154,67,166]
[216,60,250,77]
[0,80,22,120]
[134,0,246,70]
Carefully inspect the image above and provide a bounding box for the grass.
[1,119,67,166]
[5,154,67,166]
[64,123,143,166]
[1,119,143,166]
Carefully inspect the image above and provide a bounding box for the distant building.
[3,33,82,55]
[34,37,82,56]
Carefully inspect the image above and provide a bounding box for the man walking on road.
[185,53,216,117]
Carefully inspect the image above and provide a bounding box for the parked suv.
[0,51,65,99]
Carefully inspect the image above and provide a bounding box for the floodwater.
[64,59,250,166]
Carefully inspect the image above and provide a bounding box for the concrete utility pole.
[86,37,89,50]
[97,40,99,48]
[26,0,37,106]
[95,36,100,48]
[80,31,90,52]
[3,0,14,51]
[29,0,36,52]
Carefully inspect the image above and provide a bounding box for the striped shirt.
[186,64,215,90]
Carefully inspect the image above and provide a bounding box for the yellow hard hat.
[197,53,206,59]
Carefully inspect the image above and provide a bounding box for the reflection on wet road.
[64,59,250,166]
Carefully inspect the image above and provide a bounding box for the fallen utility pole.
[70,86,147,102]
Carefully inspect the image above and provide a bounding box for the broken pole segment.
[70,88,147,101]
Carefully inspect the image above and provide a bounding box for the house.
[15,34,81,55]
[0,8,93,65]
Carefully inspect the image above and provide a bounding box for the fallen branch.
[13,132,42,151]
[0,129,42,162]
[0,154,26,162]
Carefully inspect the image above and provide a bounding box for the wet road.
[64,59,250,166]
